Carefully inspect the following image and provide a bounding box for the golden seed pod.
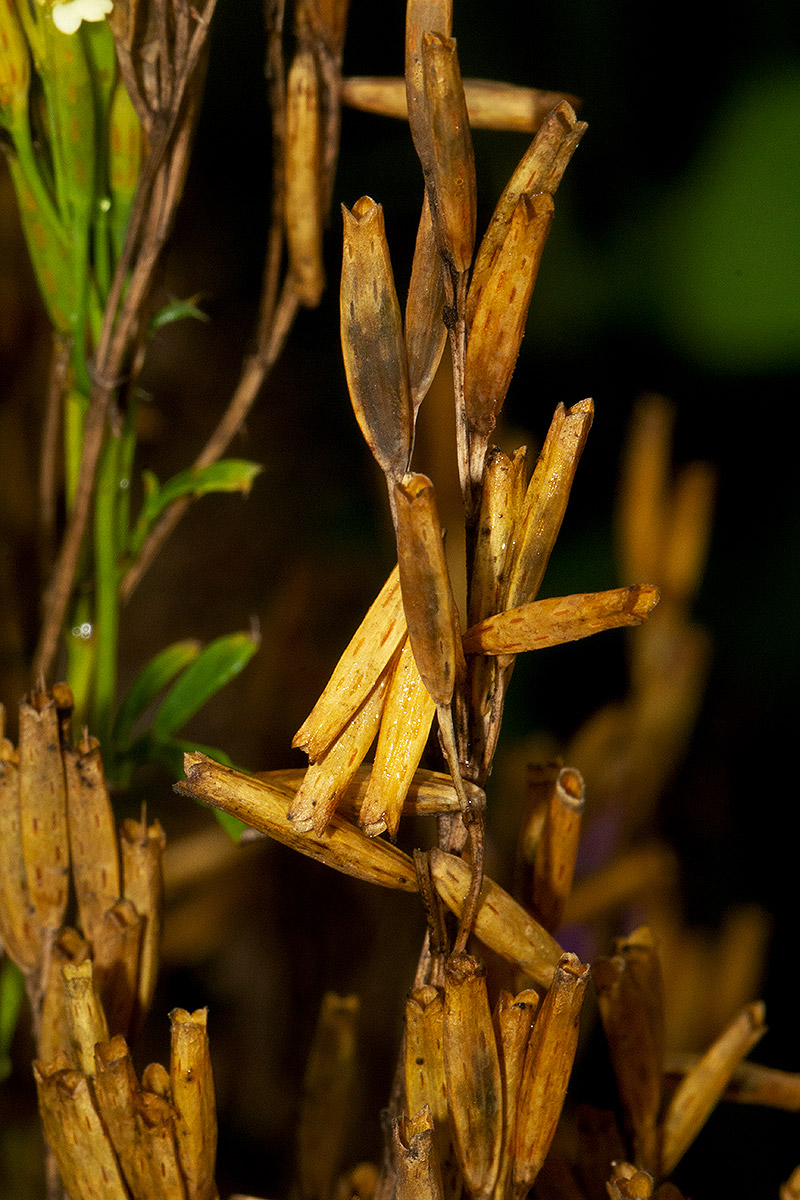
[463,192,553,442]
[293,566,407,761]
[405,0,453,155]
[63,959,110,1077]
[463,585,660,656]
[664,1051,800,1112]
[121,815,166,1037]
[593,927,665,1175]
[468,447,527,629]
[512,954,590,1197]
[505,399,594,612]
[394,473,464,707]
[297,993,360,1200]
[468,101,586,327]
[661,460,717,605]
[341,196,413,480]
[259,764,478,821]
[606,1162,655,1199]
[0,737,40,971]
[430,850,561,989]
[18,690,69,934]
[35,1059,130,1200]
[530,766,585,934]
[342,76,576,134]
[141,1060,173,1100]
[290,667,391,834]
[493,989,540,1200]
[170,1007,217,1200]
[405,190,448,414]
[64,735,121,947]
[94,1035,152,1196]
[418,32,476,274]
[286,48,325,307]
[405,986,449,1170]
[135,1090,189,1200]
[443,954,502,1200]
[179,753,419,892]
[659,1001,766,1176]
[359,638,437,838]
[394,1107,446,1200]
[40,929,91,1068]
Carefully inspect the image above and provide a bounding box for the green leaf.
[112,639,202,751]
[151,630,259,741]
[0,959,25,1082]
[150,296,209,332]
[156,739,248,840]
[129,460,262,556]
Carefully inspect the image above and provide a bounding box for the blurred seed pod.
[297,993,359,1200]
[341,197,413,481]
[286,48,325,306]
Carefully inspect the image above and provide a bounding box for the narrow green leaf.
[0,959,25,1082]
[151,631,259,741]
[112,639,203,751]
[150,296,210,332]
[129,460,262,556]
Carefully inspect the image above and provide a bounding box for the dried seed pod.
[512,954,590,1197]
[341,197,413,480]
[264,764,481,820]
[91,898,145,1038]
[430,849,561,989]
[178,753,419,892]
[664,1052,800,1112]
[135,1091,189,1200]
[418,32,476,274]
[394,473,463,707]
[62,960,109,1077]
[394,1107,446,1200]
[530,766,585,934]
[286,48,325,306]
[575,1105,627,1200]
[616,395,674,587]
[297,993,359,1200]
[142,1060,173,1099]
[660,1001,766,1176]
[359,638,436,837]
[405,986,449,1170]
[290,668,391,834]
[94,1035,153,1196]
[18,690,69,934]
[35,1058,130,1200]
[443,953,502,1200]
[406,190,448,414]
[333,1162,380,1200]
[343,76,574,134]
[468,102,586,327]
[662,461,716,604]
[64,735,120,947]
[405,0,453,166]
[293,566,407,761]
[517,761,562,883]
[562,841,678,926]
[170,1007,217,1200]
[505,399,594,612]
[606,1162,654,1199]
[493,989,540,1200]
[121,815,166,1036]
[40,929,91,1068]
[593,927,664,1175]
[0,738,40,971]
[463,585,660,656]
[464,192,553,448]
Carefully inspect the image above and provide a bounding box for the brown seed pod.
[530,766,585,934]
[63,735,120,948]
[18,690,69,935]
[121,815,166,1037]
[341,197,413,481]
[405,986,450,1172]
[62,960,110,1077]
[0,737,40,971]
[286,48,325,307]
[443,953,502,1200]
[405,190,448,414]
[170,1007,217,1200]
[394,1107,446,1200]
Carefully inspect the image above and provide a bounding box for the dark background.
[1,0,799,1195]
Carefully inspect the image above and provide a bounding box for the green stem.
[92,430,121,745]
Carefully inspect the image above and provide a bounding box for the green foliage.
[0,960,25,1083]
[129,460,263,557]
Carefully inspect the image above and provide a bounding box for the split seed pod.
[394,473,463,707]
[512,954,590,1197]
[443,953,502,1200]
[64,735,120,947]
[63,959,110,1076]
[494,989,540,1200]
[464,192,553,448]
[394,1107,446,1200]
[170,1007,217,1200]
[286,48,325,306]
[405,985,449,1171]
[341,197,413,481]
[406,190,448,413]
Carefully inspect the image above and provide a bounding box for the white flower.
[51,0,113,34]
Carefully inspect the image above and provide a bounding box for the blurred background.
[1,0,799,1196]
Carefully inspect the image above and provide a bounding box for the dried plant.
[0,1,796,1199]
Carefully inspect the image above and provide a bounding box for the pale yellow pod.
[293,566,407,761]
[62,960,110,1077]
[40,928,91,1068]
[405,0,453,164]
[18,691,69,934]
[178,754,419,892]
[341,197,413,480]
[286,48,325,307]
[359,637,436,838]
[170,1007,217,1200]
[443,953,502,1200]
[135,1091,190,1200]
